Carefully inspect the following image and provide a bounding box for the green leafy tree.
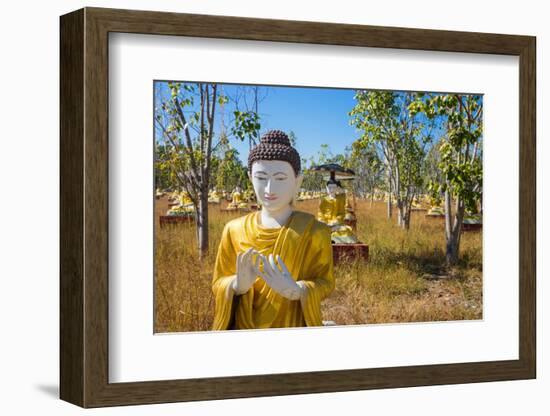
[350,91,432,229]
[231,111,260,143]
[215,148,250,192]
[301,158,325,192]
[349,141,384,201]
[154,143,176,191]
[301,144,334,192]
[230,85,269,149]
[409,93,483,265]
[316,143,332,164]
[423,144,445,206]
[154,82,260,256]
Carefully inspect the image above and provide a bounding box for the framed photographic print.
[60,7,536,408]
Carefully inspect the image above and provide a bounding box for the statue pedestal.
[221,207,250,214]
[424,213,482,232]
[425,213,445,221]
[332,243,369,264]
[462,223,482,232]
[159,215,194,227]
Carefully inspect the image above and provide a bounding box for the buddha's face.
[327,183,338,197]
[250,160,302,212]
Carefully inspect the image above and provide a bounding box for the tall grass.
[154,198,482,332]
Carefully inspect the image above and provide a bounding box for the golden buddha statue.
[227,186,248,210]
[179,191,193,206]
[317,180,358,244]
[318,190,345,225]
[231,187,242,203]
[208,188,221,204]
[167,190,195,216]
[212,130,335,330]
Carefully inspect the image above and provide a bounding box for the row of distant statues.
[163,180,358,230]
[164,182,360,245]
[161,184,455,218]
[163,187,254,215]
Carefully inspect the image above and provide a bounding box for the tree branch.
[173,96,201,185]
[155,117,200,191]
[204,84,218,188]
[199,84,205,181]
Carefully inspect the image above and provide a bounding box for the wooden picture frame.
[60,7,536,408]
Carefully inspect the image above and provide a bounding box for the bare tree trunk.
[396,199,403,227]
[385,157,393,219]
[196,189,209,258]
[444,188,452,238]
[402,204,411,230]
[394,165,402,227]
[387,170,393,219]
[396,200,410,230]
[393,163,402,226]
[445,191,465,266]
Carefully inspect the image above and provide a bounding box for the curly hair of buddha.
[247,130,301,176]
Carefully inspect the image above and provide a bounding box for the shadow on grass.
[369,247,481,280]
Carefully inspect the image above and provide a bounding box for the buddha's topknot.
[248,130,301,176]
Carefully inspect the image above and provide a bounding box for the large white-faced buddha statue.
[211,130,335,330]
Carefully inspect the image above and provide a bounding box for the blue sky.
[155,82,361,165]
[223,85,360,164]
[153,82,471,166]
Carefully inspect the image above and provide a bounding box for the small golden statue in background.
[167,190,195,216]
[314,164,359,244]
[208,188,221,204]
[226,186,249,210]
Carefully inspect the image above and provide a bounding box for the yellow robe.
[317,193,346,225]
[212,210,334,330]
[232,191,242,203]
[317,193,359,244]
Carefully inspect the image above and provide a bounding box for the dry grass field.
[154,197,482,333]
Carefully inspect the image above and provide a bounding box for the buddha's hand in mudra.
[255,254,306,301]
[231,248,261,295]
